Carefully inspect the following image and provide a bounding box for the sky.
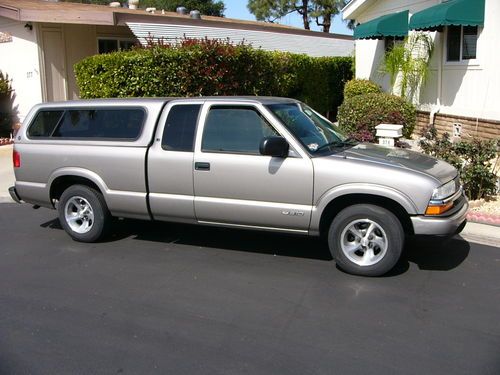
[223,0,353,35]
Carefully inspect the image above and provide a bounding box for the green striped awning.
[354,10,409,40]
[409,0,485,31]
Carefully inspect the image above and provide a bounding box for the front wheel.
[328,204,404,276]
[58,184,110,243]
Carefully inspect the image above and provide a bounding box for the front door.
[193,102,314,232]
[40,26,67,102]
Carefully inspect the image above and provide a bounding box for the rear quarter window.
[27,110,64,137]
[28,108,145,140]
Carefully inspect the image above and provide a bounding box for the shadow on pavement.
[40,217,471,274]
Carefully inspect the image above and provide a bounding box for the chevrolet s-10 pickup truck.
[9,97,468,276]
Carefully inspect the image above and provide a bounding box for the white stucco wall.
[0,16,43,122]
[350,0,500,121]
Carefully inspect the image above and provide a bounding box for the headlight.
[426,179,459,215]
[431,179,456,200]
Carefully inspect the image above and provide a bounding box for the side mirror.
[259,136,289,158]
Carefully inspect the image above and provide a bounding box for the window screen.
[28,110,64,137]
[202,107,278,154]
[52,108,144,139]
[447,25,461,62]
[447,25,478,62]
[98,39,119,54]
[162,104,201,152]
[462,26,478,60]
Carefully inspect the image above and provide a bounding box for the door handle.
[195,162,210,171]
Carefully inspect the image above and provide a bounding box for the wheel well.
[50,176,102,206]
[319,194,414,237]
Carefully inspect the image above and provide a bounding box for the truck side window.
[52,109,145,139]
[202,106,278,154]
[161,104,201,152]
[27,110,64,137]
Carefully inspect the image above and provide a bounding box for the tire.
[58,184,111,243]
[328,204,404,276]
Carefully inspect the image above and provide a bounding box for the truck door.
[148,101,203,223]
[193,101,314,232]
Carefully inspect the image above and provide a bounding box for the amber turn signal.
[425,202,453,215]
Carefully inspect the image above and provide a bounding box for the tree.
[0,71,14,137]
[61,0,225,16]
[247,0,347,32]
[247,0,312,30]
[311,0,344,33]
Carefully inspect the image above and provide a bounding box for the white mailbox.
[375,124,403,147]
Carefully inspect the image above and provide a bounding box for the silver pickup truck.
[9,97,468,276]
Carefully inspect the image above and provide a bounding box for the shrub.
[0,71,13,138]
[419,127,499,200]
[337,92,416,140]
[74,39,354,117]
[343,79,381,99]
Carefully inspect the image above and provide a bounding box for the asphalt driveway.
[0,204,499,375]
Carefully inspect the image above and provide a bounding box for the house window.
[98,38,136,54]
[446,25,478,62]
[384,37,404,52]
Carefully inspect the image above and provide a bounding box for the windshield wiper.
[314,138,358,153]
[343,137,358,145]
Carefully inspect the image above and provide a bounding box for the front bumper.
[411,198,468,236]
[8,186,22,204]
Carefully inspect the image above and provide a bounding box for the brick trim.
[415,110,499,141]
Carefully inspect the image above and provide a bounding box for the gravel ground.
[469,196,500,215]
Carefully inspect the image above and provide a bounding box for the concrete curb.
[459,222,500,247]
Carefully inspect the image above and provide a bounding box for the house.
[343,0,499,141]
[0,0,354,122]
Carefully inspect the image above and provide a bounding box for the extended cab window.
[51,109,144,139]
[162,104,201,152]
[28,110,64,137]
[202,106,278,154]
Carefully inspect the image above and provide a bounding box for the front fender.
[309,183,417,235]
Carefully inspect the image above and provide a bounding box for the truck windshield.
[266,102,356,154]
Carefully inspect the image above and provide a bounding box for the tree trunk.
[322,15,331,32]
[301,0,310,30]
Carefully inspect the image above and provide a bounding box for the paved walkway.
[0,144,14,203]
[0,143,497,247]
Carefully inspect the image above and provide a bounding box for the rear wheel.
[58,184,110,242]
[328,204,404,276]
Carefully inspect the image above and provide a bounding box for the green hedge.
[74,40,353,117]
[343,79,381,99]
[337,93,416,139]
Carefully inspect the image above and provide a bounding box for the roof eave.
[0,5,115,25]
[342,0,373,20]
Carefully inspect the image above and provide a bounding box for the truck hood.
[337,143,457,184]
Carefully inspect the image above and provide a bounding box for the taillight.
[13,150,20,168]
